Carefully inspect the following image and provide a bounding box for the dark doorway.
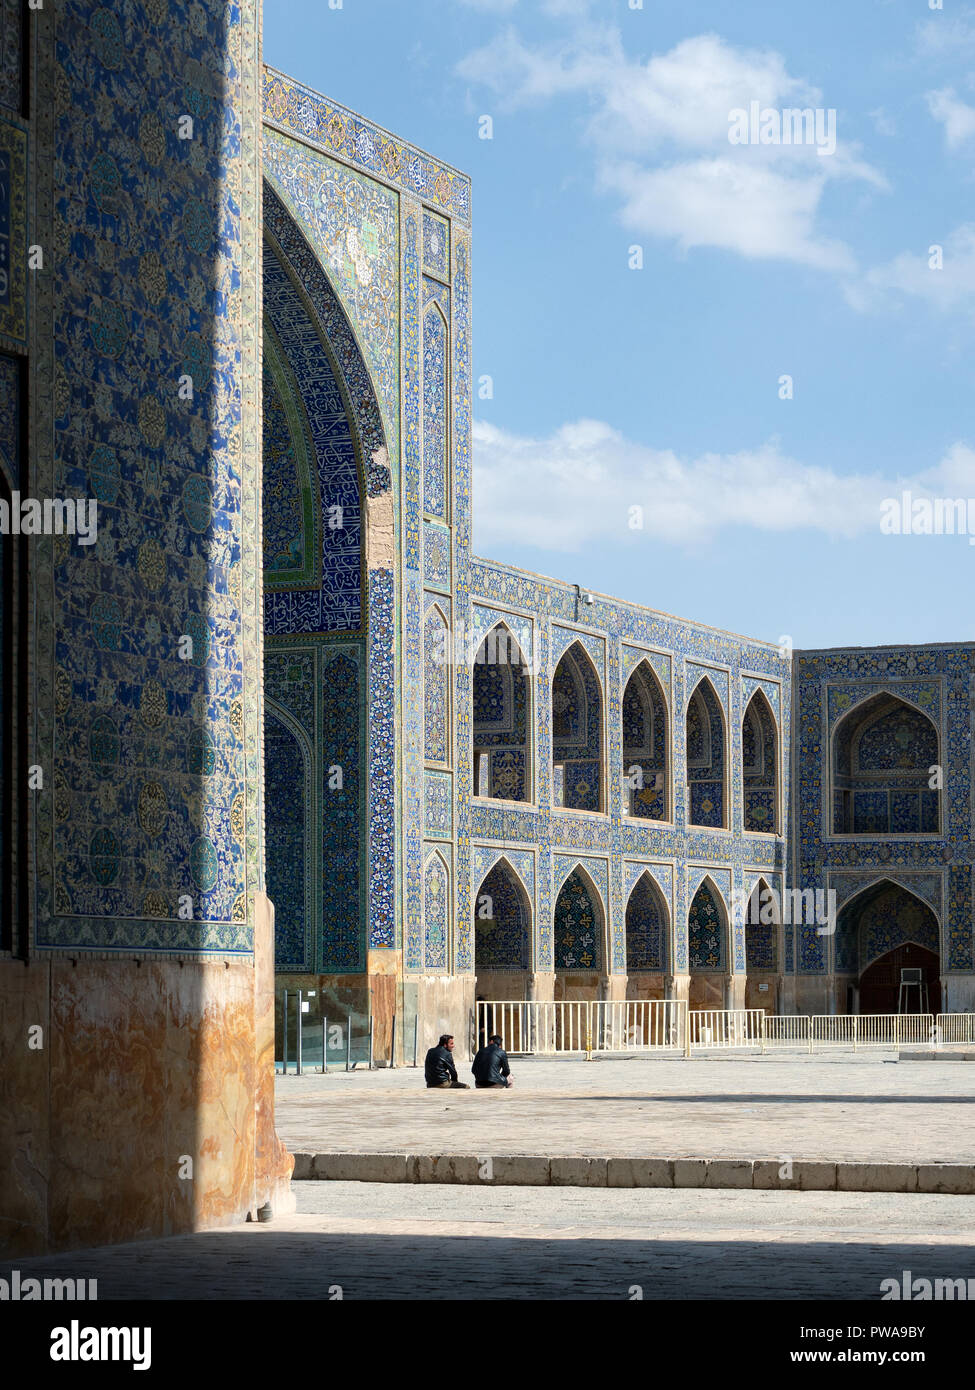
[859,943,940,1015]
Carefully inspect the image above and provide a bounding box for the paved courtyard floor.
[6,1184,975,1299]
[275,1053,975,1164]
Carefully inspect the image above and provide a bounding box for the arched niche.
[622,661,668,821]
[743,690,779,834]
[832,693,939,836]
[472,622,531,802]
[552,642,604,812]
[686,677,726,829]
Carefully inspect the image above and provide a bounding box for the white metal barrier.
[688,1009,765,1050]
[475,1001,975,1056]
[593,999,686,1052]
[936,1013,975,1046]
[761,1015,811,1049]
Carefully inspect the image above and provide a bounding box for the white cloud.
[473,418,975,553]
[849,224,975,314]
[927,88,975,147]
[916,11,975,57]
[457,29,884,271]
[603,158,855,272]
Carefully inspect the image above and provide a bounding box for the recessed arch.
[472,620,532,802]
[688,875,729,973]
[622,660,669,821]
[473,856,533,973]
[422,849,451,973]
[423,602,451,766]
[625,871,670,975]
[743,688,780,834]
[834,877,942,1013]
[744,875,781,970]
[686,676,727,829]
[552,641,604,812]
[264,699,314,971]
[554,863,606,975]
[261,184,389,976]
[831,691,939,836]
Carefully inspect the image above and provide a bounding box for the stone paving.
[5,1183,975,1300]
[275,1054,975,1165]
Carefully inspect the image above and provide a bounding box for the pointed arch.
[625,871,670,973]
[688,875,729,972]
[473,620,532,802]
[264,699,314,971]
[474,856,533,972]
[834,877,942,1013]
[744,875,780,974]
[743,688,779,834]
[423,602,451,765]
[831,692,939,835]
[422,301,449,521]
[262,183,390,974]
[423,849,451,972]
[552,640,604,812]
[686,676,727,829]
[554,863,606,972]
[622,659,669,821]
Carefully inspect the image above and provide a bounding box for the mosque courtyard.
[5,1054,973,1302]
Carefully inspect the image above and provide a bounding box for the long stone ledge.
[289,1152,975,1193]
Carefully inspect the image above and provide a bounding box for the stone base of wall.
[627,973,666,1000]
[415,974,476,1060]
[792,976,836,1015]
[0,898,292,1258]
[942,975,975,1012]
[688,972,726,1009]
[745,971,781,1013]
[475,968,529,1003]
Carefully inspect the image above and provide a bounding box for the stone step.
[898,1050,975,1061]
[289,1152,975,1194]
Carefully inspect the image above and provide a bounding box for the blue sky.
[265,0,975,649]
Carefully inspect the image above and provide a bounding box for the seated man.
[471,1033,512,1089]
[424,1032,469,1089]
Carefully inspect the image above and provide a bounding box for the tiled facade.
[252,52,975,1016]
[2,7,974,1256]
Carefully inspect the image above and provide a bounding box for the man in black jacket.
[472,1034,512,1089]
[424,1033,469,1088]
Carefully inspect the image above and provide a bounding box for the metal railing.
[593,999,686,1052]
[761,1014,811,1049]
[474,1001,975,1057]
[935,1013,975,1046]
